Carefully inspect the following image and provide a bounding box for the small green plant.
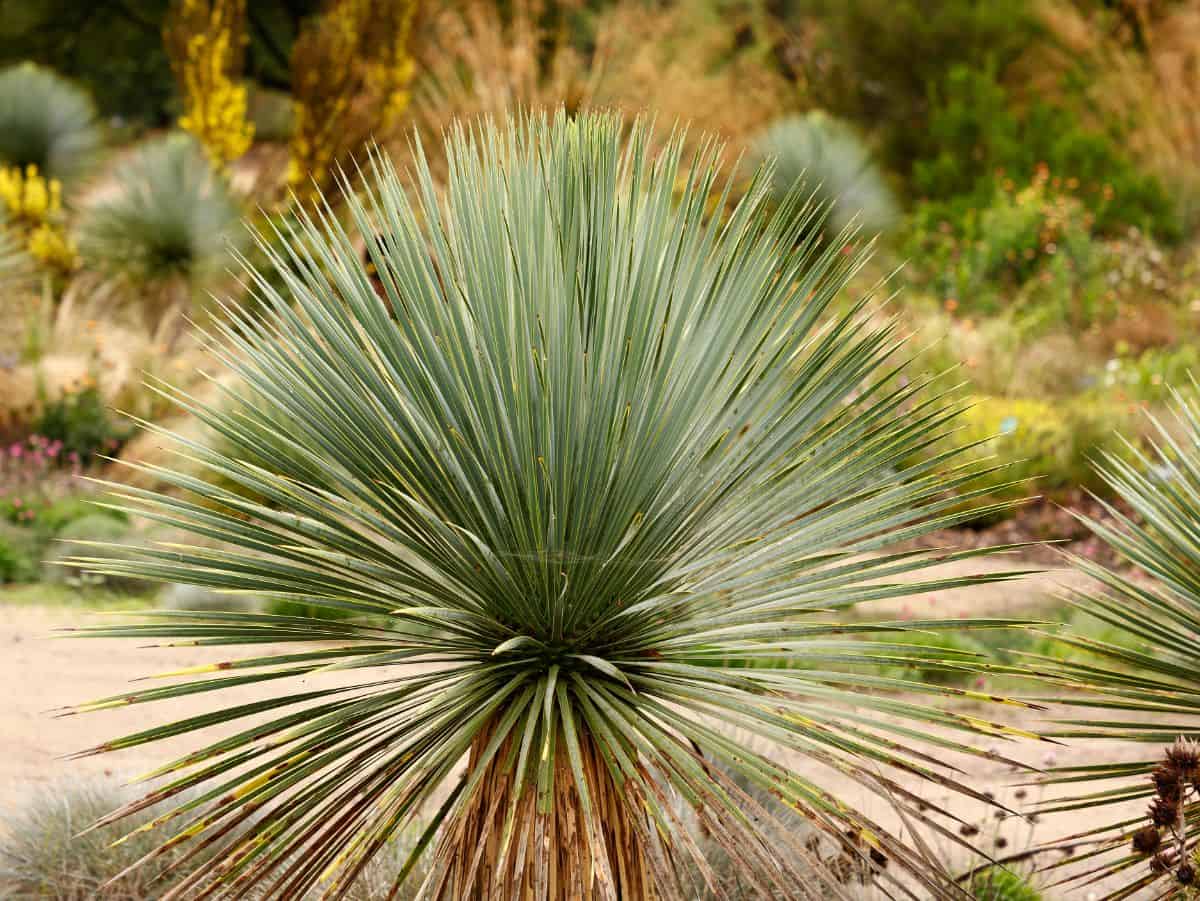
[75,132,244,327]
[752,111,897,238]
[970,865,1042,901]
[0,63,100,183]
[0,521,41,583]
[907,171,1113,323]
[45,514,152,594]
[34,386,131,464]
[34,495,126,536]
[159,582,260,613]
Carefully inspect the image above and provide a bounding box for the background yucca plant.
[1031,386,1200,896]
[753,111,898,240]
[62,112,1043,899]
[76,133,244,328]
[0,62,101,183]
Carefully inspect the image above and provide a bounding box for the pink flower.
[11,498,20,508]
[8,444,21,458]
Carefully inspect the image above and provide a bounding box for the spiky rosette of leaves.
[63,112,1040,899]
[1030,386,1200,897]
[752,112,898,240]
[75,133,243,311]
[0,63,100,183]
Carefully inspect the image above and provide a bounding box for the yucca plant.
[752,111,898,240]
[76,133,244,328]
[0,63,101,182]
[62,112,1042,898]
[1030,386,1200,896]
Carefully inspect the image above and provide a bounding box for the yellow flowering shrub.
[26,223,77,273]
[0,165,62,226]
[288,0,418,197]
[164,0,254,167]
[0,164,75,275]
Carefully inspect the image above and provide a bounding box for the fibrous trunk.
[431,718,655,900]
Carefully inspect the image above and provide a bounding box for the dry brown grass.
[408,0,794,183]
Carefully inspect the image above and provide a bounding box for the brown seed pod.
[1166,740,1200,777]
[1177,862,1195,885]
[1132,825,1161,855]
[1149,797,1179,827]
[959,824,980,837]
[1152,764,1183,802]
[868,847,887,868]
[1151,852,1173,874]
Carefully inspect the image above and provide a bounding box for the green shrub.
[0,521,42,583]
[906,175,1124,327]
[0,63,100,183]
[751,111,897,238]
[159,582,261,613]
[34,386,132,463]
[34,495,126,536]
[914,64,1177,239]
[1099,343,1200,402]
[75,133,244,314]
[44,514,152,593]
[796,0,1035,170]
[949,395,1136,518]
[264,596,357,620]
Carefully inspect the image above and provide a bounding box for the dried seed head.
[995,837,1009,850]
[1177,862,1195,885]
[868,847,887,868]
[959,824,980,838]
[828,854,855,884]
[1152,764,1183,802]
[1149,797,1179,827]
[1132,826,1161,855]
[1151,852,1173,875]
[1166,740,1200,777]
[1014,788,1027,800]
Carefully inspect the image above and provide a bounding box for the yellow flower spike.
[165,0,253,166]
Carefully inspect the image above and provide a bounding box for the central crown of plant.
[66,112,1040,899]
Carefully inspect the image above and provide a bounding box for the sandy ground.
[0,559,1160,897]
